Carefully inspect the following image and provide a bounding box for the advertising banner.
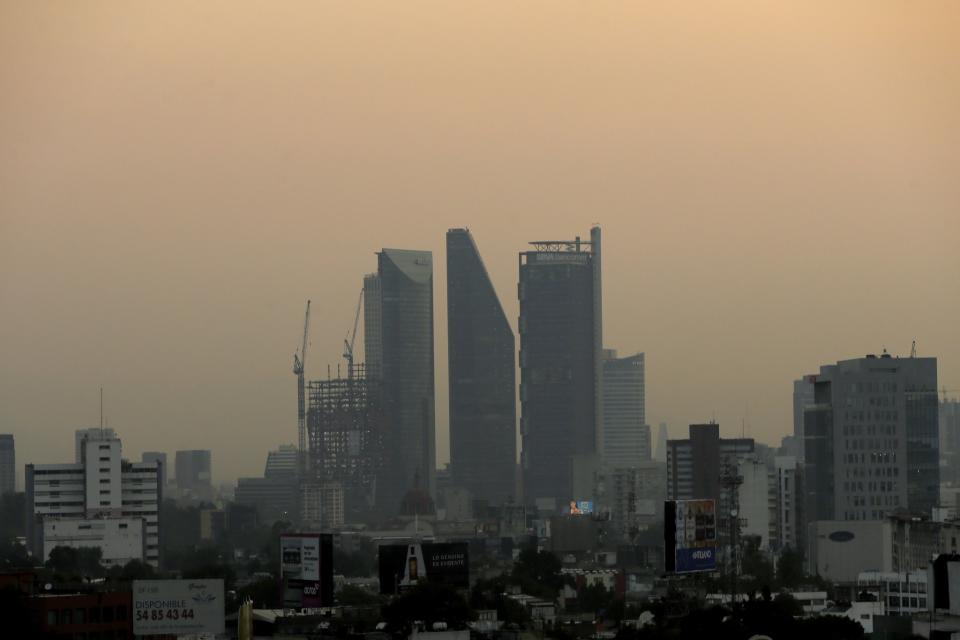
[569,500,594,515]
[664,499,717,574]
[378,542,469,594]
[132,579,225,636]
[280,533,333,608]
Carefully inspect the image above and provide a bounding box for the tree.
[382,581,472,628]
[46,545,104,579]
[776,547,805,589]
[511,547,566,599]
[577,581,615,615]
[336,584,382,606]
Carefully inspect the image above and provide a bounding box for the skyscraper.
[175,449,213,500]
[601,350,649,467]
[519,227,602,508]
[364,248,435,512]
[803,353,939,526]
[792,376,816,462]
[0,434,14,495]
[446,229,516,505]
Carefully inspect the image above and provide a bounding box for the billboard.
[378,542,469,594]
[664,499,717,574]
[133,579,225,636]
[280,533,334,608]
[569,500,594,515]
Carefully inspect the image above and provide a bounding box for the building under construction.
[305,363,384,523]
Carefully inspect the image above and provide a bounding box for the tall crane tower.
[342,288,364,379]
[293,300,311,476]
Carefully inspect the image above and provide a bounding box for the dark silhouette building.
[364,249,435,514]
[518,227,602,509]
[446,228,516,505]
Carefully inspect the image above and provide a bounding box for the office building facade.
[25,429,161,566]
[793,377,816,462]
[446,228,516,505]
[601,350,649,466]
[0,434,14,495]
[803,354,939,525]
[774,455,801,550]
[174,449,213,500]
[519,227,602,508]
[364,248,435,512]
[141,451,167,488]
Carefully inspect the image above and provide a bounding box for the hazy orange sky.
[2,2,958,485]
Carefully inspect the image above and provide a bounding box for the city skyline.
[2,2,959,482]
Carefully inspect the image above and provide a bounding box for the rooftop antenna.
[100,387,104,433]
[911,340,917,358]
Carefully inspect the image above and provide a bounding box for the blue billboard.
[664,499,717,574]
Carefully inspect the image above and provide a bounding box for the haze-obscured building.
[774,455,801,550]
[519,227,602,510]
[803,353,939,526]
[595,460,665,543]
[446,228,516,505]
[0,434,14,495]
[25,429,161,567]
[174,449,213,501]
[793,376,816,462]
[364,248,435,513]
[601,350,649,466]
[265,444,298,479]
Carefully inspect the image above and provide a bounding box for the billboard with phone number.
[664,499,717,574]
[132,579,225,636]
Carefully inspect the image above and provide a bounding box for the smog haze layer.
[2,1,958,484]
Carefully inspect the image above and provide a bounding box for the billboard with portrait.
[377,542,469,594]
[664,499,717,573]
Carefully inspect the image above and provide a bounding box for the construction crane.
[293,300,311,476]
[343,288,364,379]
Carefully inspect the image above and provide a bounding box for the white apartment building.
[775,455,800,550]
[26,429,161,567]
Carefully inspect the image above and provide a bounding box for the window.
[47,610,59,626]
[116,605,127,621]
[75,608,85,624]
[103,606,114,623]
[61,609,72,624]
[88,607,100,623]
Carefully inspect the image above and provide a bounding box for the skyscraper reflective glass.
[446,229,516,505]
[364,249,435,515]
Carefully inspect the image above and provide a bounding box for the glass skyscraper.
[446,228,516,505]
[518,227,602,508]
[364,249,435,514]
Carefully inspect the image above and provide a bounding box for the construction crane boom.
[293,300,311,476]
[343,288,364,379]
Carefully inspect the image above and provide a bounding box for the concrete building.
[265,444,298,479]
[793,377,816,462]
[774,455,801,550]
[666,423,754,503]
[235,476,300,524]
[595,461,665,543]
[174,449,213,500]
[141,451,167,488]
[26,429,161,567]
[0,434,14,495]
[738,457,776,551]
[807,513,960,583]
[803,354,939,527]
[601,350,649,467]
[519,228,602,509]
[940,398,960,456]
[364,248,435,513]
[43,517,145,567]
[857,570,929,615]
[446,228,516,505]
[654,423,668,463]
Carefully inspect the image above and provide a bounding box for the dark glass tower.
[518,227,602,508]
[446,229,516,505]
[364,249,435,514]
